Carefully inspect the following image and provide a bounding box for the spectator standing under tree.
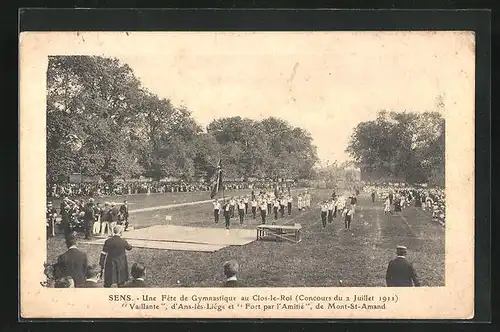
[83,198,96,240]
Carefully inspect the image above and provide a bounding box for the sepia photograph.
[20,30,475,319]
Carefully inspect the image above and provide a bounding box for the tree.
[47,55,320,184]
[47,56,143,180]
[346,110,445,184]
[207,116,318,180]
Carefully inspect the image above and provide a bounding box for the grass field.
[46,189,445,287]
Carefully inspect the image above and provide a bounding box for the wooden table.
[256,224,302,243]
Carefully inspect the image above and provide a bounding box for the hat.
[89,198,95,203]
[47,201,52,205]
[396,245,407,250]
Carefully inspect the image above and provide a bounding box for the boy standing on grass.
[244,196,249,215]
[259,198,268,224]
[223,200,231,230]
[238,199,245,225]
[273,198,280,224]
[320,201,328,228]
[327,199,334,224]
[344,207,353,230]
[229,197,236,218]
[287,195,293,216]
[279,196,286,218]
[251,197,257,219]
[213,199,221,224]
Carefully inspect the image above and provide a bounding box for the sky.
[105,31,474,164]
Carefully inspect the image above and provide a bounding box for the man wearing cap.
[385,246,420,287]
[99,225,133,288]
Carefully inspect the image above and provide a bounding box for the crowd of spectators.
[363,182,445,225]
[47,180,295,198]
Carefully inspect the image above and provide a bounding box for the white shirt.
[251,200,257,207]
[244,198,249,203]
[213,202,221,210]
[238,202,245,209]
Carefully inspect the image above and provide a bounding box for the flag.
[210,159,223,199]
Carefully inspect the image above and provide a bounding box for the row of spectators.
[363,183,445,224]
[47,181,295,198]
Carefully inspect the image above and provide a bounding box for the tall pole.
[219,154,225,203]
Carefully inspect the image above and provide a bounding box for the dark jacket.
[386,256,420,287]
[119,204,129,217]
[84,203,96,221]
[57,247,88,287]
[122,278,148,288]
[99,235,132,287]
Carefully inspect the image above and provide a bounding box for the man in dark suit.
[122,263,148,288]
[99,225,133,287]
[56,232,88,287]
[83,198,97,240]
[119,200,129,231]
[385,246,420,287]
[60,197,73,236]
[81,264,103,288]
[223,260,241,287]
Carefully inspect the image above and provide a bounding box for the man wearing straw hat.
[385,245,420,287]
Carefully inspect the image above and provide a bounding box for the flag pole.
[220,156,225,203]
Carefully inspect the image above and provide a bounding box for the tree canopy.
[47,56,319,183]
[346,110,445,185]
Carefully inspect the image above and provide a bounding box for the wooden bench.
[256,224,302,243]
